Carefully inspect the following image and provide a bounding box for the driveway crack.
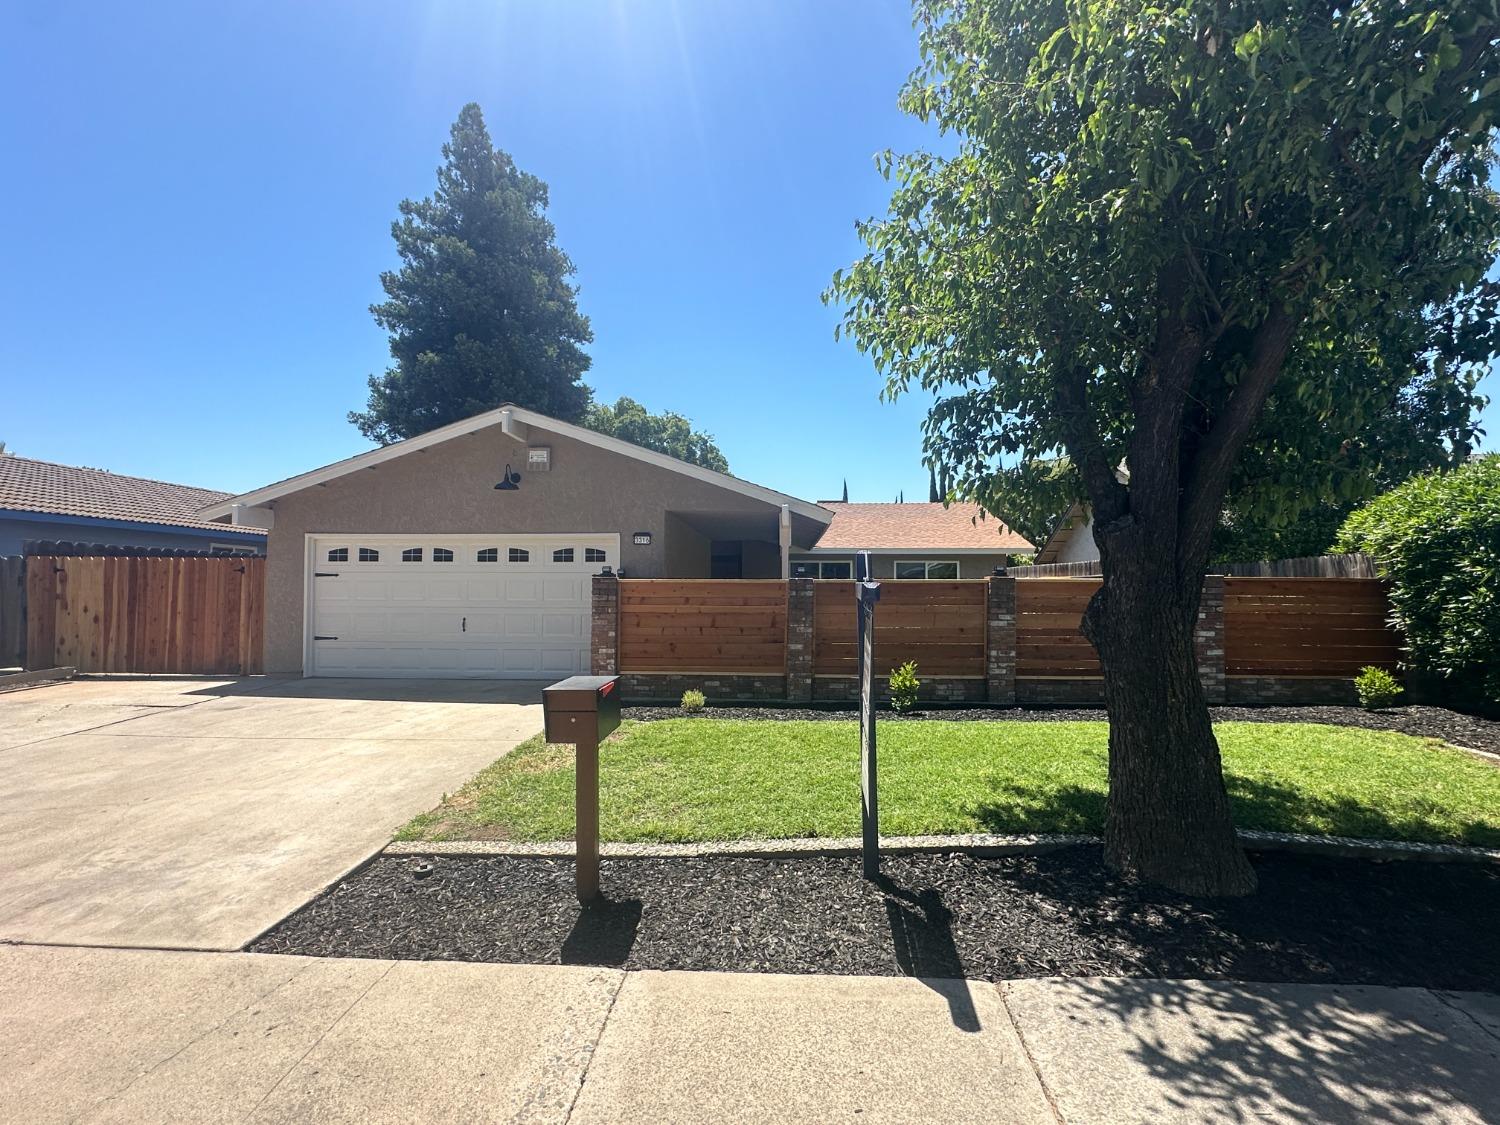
[239,960,397,1122]
[69,958,320,1124]
[1430,989,1500,1050]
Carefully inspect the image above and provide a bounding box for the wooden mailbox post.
[542,674,621,902]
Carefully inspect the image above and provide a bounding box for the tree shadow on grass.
[874,873,982,1033]
[1015,977,1500,1123]
[560,896,643,967]
[967,773,1498,848]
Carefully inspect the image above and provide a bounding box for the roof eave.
[197,404,832,525]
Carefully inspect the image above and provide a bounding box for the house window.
[585,547,607,563]
[326,548,349,563]
[791,560,853,579]
[508,547,529,563]
[401,547,423,563]
[477,548,498,563]
[357,547,379,563]
[894,560,959,580]
[553,547,574,563]
[433,548,454,563]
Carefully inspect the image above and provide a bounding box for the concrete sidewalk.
[3,945,1496,1124]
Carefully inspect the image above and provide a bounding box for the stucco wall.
[259,421,801,673]
[1053,516,1099,564]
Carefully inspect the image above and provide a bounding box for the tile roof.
[811,502,1033,551]
[0,455,265,536]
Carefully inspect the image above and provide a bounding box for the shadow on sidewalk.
[876,875,981,1033]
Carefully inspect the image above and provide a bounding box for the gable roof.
[197,403,832,524]
[808,502,1033,553]
[0,454,267,537]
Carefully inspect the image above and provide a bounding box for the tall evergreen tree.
[351,104,593,443]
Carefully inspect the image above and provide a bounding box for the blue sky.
[2,1,1495,503]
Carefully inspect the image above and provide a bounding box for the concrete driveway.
[0,676,542,950]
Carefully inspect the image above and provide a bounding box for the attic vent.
[527,446,551,471]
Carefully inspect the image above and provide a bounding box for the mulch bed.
[251,848,1499,991]
[623,703,1500,756]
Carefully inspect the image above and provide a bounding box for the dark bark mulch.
[624,703,1500,755]
[251,848,1499,991]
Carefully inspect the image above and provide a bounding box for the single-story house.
[199,403,1031,678]
[0,454,268,557]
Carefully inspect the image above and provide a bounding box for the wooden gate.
[26,555,265,674]
[0,556,24,668]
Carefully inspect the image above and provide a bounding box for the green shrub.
[1354,667,1403,711]
[680,689,706,713]
[888,661,921,713]
[1338,456,1500,706]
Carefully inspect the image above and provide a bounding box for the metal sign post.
[855,550,881,878]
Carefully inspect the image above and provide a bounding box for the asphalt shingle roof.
[0,455,265,536]
[811,502,1033,551]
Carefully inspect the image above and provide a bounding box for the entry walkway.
[3,944,1495,1123]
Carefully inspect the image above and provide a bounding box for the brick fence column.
[591,574,619,676]
[785,577,814,701]
[1196,574,1226,704]
[986,575,1016,705]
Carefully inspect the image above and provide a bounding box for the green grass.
[396,719,1500,848]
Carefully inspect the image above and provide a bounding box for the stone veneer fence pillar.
[1195,574,1227,704]
[985,575,1017,704]
[590,574,619,676]
[785,578,814,701]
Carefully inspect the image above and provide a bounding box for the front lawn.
[397,719,1500,848]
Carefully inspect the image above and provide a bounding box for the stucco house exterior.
[199,404,1031,678]
[0,454,267,557]
[1033,500,1100,565]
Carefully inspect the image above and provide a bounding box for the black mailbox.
[543,675,621,744]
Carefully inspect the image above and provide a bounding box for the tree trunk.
[1082,546,1257,897]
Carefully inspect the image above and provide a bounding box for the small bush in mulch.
[250,848,1499,992]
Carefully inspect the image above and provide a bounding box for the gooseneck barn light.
[494,464,522,491]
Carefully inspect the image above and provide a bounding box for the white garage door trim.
[302,532,619,679]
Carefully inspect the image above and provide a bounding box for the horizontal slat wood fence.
[1015,578,1101,677]
[0,556,24,667]
[813,580,987,677]
[618,580,787,673]
[1224,577,1398,676]
[26,556,265,675]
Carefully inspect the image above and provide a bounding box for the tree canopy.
[351,104,594,443]
[583,396,730,471]
[829,0,1500,895]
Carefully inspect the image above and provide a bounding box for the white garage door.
[306,534,617,679]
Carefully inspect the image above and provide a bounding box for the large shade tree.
[830,0,1500,894]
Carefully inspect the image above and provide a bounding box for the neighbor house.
[790,501,1031,579]
[0,453,268,557]
[1033,500,1100,565]
[199,403,1031,678]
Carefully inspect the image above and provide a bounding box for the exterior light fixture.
[494,464,522,491]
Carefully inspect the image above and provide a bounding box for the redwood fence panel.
[0,556,24,667]
[1015,577,1101,677]
[1223,577,1398,676]
[812,579,987,678]
[26,555,265,675]
[618,579,787,673]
